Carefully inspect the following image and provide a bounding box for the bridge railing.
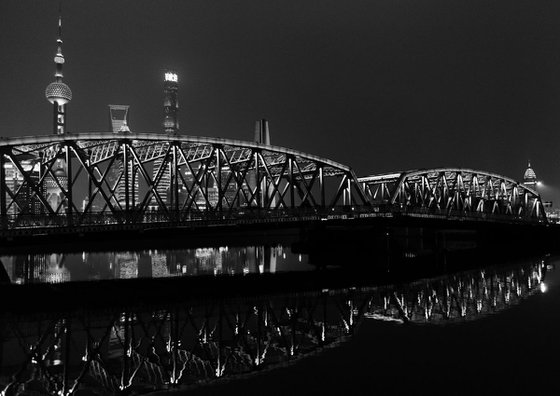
[380,204,548,224]
[0,207,361,232]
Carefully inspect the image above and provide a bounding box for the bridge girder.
[0,133,368,229]
[358,168,546,223]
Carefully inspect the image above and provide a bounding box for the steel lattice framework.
[358,168,546,222]
[0,133,368,230]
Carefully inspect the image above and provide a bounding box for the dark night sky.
[2,0,560,202]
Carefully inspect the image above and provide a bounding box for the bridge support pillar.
[65,144,73,227]
[0,152,6,228]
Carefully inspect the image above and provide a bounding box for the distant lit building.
[42,13,71,213]
[163,71,179,134]
[44,15,72,135]
[543,202,560,223]
[522,160,560,223]
[3,158,41,215]
[523,160,538,189]
[152,71,180,210]
[108,104,131,133]
[107,105,139,209]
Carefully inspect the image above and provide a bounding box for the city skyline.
[1,1,560,202]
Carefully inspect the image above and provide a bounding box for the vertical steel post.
[289,157,295,210]
[319,166,325,209]
[254,151,260,210]
[132,164,136,210]
[123,142,129,217]
[65,144,73,226]
[0,151,6,227]
[86,150,92,216]
[216,146,222,214]
[345,176,352,206]
[172,144,179,219]
[259,153,267,209]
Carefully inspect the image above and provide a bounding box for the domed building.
[523,161,538,189]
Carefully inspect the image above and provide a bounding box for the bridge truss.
[0,133,368,230]
[358,168,546,223]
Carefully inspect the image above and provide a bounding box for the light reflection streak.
[0,245,301,284]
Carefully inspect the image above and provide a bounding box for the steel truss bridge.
[0,259,546,395]
[0,133,547,235]
[359,168,545,223]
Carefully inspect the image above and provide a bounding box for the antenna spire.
[45,4,72,134]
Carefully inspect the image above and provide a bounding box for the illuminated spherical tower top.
[45,13,72,134]
[163,71,179,134]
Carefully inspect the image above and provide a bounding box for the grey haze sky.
[1,0,560,201]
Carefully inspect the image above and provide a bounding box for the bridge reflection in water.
[0,258,548,395]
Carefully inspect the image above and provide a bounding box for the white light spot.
[165,72,178,82]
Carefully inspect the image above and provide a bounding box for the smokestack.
[254,119,270,145]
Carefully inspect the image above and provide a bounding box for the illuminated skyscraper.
[107,105,138,209]
[45,13,72,135]
[3,158,41,215]
[153,71,180,210]
[163,71,179,134]
[108,105,131,133]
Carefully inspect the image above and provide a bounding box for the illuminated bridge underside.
[359,168,546,223]
[0,133,368,230]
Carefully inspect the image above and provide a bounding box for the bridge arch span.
[0,133,368,230]
[358,168,546,223]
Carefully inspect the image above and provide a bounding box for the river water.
[0,242,558,395]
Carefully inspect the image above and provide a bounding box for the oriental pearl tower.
[45,13,72,135]
[44,10,70,211]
